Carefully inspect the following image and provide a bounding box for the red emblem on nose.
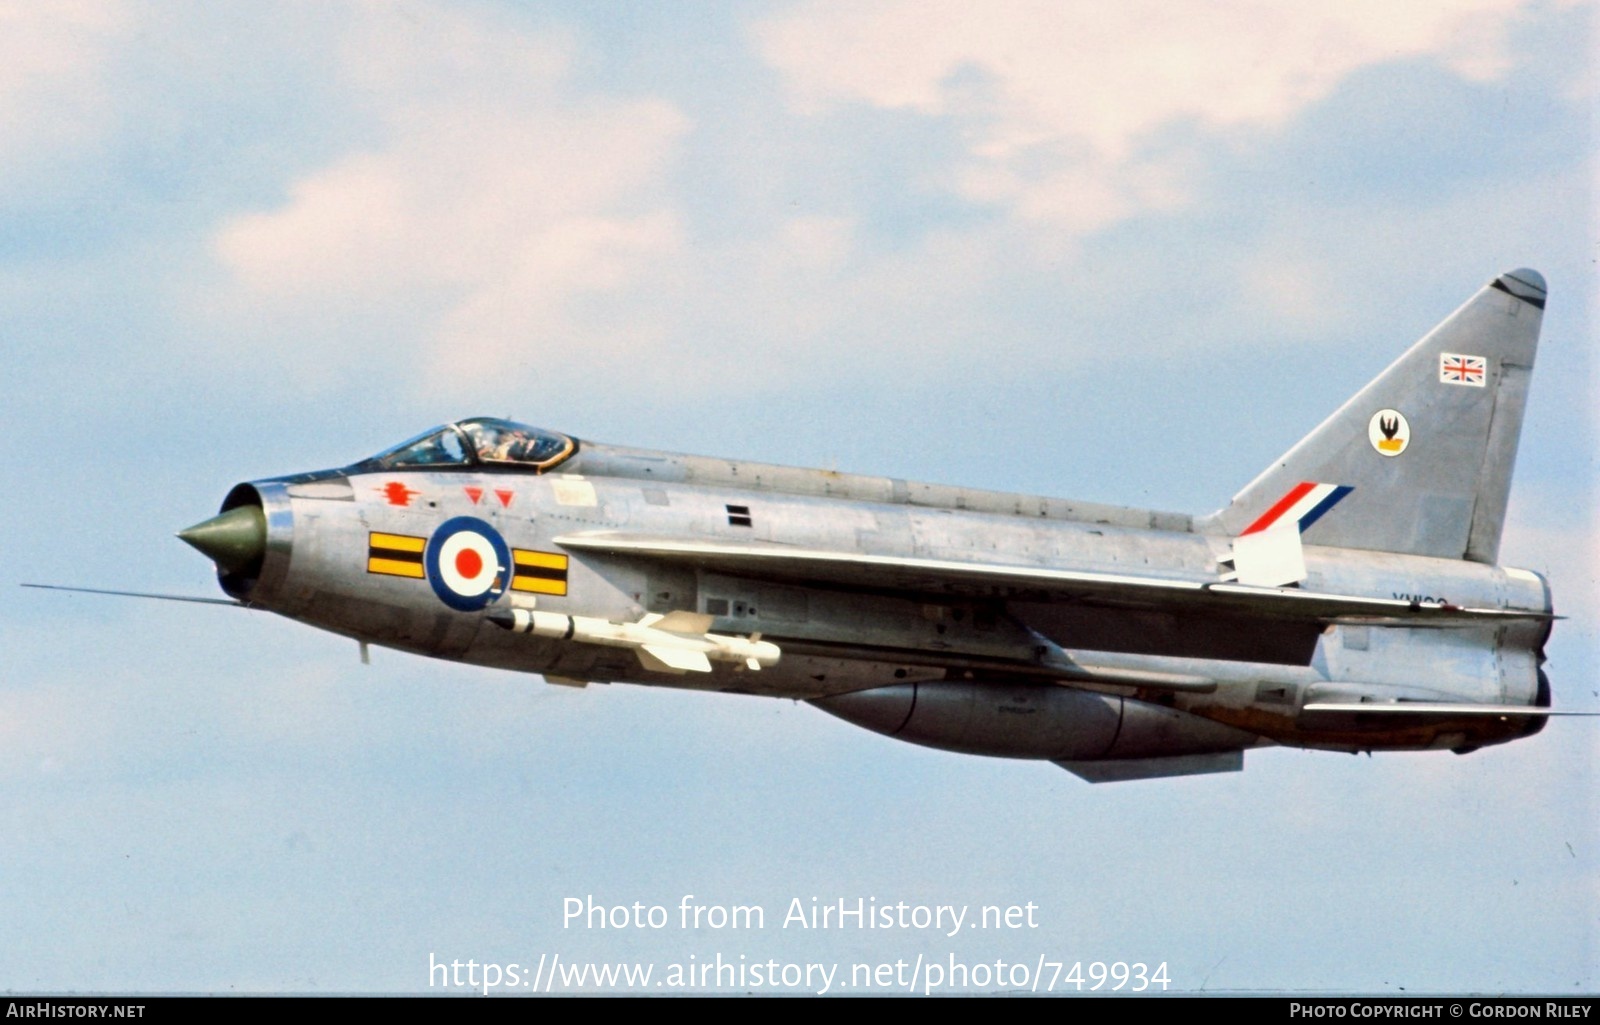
[379,481,421,507]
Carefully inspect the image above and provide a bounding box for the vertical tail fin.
[1201,269,1545,564]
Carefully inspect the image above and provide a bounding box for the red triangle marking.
[494,489,514,508]
[464,486,483,504]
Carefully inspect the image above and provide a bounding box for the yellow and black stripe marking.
[511,549,569,596]
[367,531,426,578]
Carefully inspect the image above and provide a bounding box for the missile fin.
[637,645,712,674]
[651,611,717,634]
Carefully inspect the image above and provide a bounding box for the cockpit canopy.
[364,418,577,473]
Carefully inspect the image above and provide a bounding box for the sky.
[1,0,1595,996]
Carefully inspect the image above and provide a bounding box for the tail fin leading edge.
[1203,269,1545,564]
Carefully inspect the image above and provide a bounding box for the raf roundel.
[424,517,513,611]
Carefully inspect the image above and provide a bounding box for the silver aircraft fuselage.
[166,269,1567,781]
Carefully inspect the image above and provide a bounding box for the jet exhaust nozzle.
[178,505,267,573]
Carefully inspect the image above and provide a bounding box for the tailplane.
[1201,269,1545,565]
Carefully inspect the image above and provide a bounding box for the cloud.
[753,0,1548,235]
[214,106,686,303]
[25,0,1585,419]
[0,0,129,185]
[205,2,689,396]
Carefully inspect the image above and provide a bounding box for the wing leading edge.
[553,533,1549,627]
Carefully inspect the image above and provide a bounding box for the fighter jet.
[34,268,1586,781]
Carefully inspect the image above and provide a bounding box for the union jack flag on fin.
[1439,352,1486,387]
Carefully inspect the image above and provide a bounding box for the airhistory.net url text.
[428,952,1169,995]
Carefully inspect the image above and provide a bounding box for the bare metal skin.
[160,269,1576,782]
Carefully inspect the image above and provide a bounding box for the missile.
[486,608,780,674]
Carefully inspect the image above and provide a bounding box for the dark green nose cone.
[178,505,266,573]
